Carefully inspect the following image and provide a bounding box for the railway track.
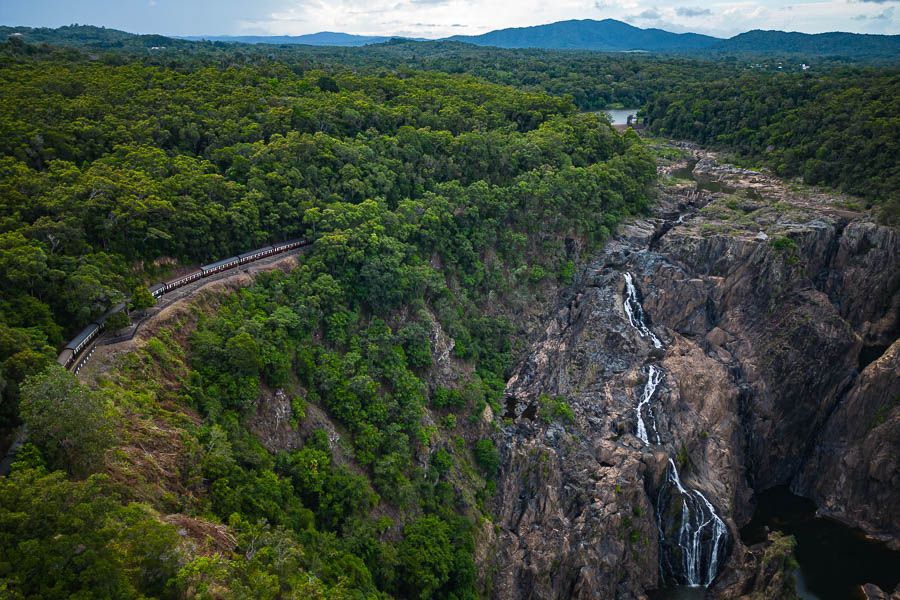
[0,240,309,476]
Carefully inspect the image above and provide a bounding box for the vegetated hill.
[446,18,719,51]
[183,32,404,46]
[713,29,900,58]
[0,24,191,49]
[6,22,899,59]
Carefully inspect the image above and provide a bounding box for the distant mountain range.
[448,19,900,56]
[447,19,718,51]
[3,20,899,58]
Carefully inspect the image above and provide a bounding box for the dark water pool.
[740,486,900,600]
[648,585,707,600]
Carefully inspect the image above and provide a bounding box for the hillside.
[5,22,899,59]
[713,29,900,57]
[0,24,192,49]
[447,18,719,51]
[448,19,900,57]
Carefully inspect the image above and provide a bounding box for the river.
[603,108,640,125]
[741,487,900,600]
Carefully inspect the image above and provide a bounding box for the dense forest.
[0,38,654,598]
[643,68,900,221]
[0,25,862,109]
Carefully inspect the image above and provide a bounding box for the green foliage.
[19,365,115,476]
[538,393,575,424]
[398,515,453,599]
[397,322,433,369]
[770,236,799,253]
[130,285,156,311]
[676,445,690,470]
[431,448,453,477]
[473,438,500,477]
[0,48,656,426]
[104,310,130,331]
[0,41,659,600]
[0,467,181,599]
[432,386,465,410]
[559,259,576,284]
[770,236,801,265]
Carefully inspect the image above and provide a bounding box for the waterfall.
[636,365,664,445]
[623,272,663,348]
[657,458,729,587]
[622,271,728,586]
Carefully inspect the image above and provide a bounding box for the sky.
[0,0,897,39]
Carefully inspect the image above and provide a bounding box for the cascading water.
[657,459,730,587]
[622,270,730,587]
[623,272,663,348]
[636,364,664,445]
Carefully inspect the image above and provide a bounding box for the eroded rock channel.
[491,146,900,599]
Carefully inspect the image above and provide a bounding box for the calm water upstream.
[603,108,640,125]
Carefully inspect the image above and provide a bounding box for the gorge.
[493,144,900,598]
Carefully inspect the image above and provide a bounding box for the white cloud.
[231,0,898,37]
[676,6,712,16]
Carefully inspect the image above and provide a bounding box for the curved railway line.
[0,239,309,475]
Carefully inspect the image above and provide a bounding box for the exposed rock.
[488,147,899,598]
[246,388,302,453]
[711,532,799,600]
[795,340,900,549]
[860,582,900,600]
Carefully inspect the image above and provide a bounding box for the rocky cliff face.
[490,148,900,598]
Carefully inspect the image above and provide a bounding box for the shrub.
[538,393,574,424]
[473,439,500,477]
[769,236,798,253]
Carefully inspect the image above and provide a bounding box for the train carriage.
[273,239,306,252]
[65,323,100,355]
[57,238,311,373]
[201,256,240,275]
[164,270,202,292]
[239,245,275,264]
[57,348,74,369]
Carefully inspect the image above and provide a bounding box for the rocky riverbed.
[489,144,899,599]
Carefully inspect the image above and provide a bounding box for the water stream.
[658,459,730,587]
[636,364,664,445]
[623,272,663,348]
[603,107,640,125]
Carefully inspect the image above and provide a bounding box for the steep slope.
[491,146,899,598]
[448,19,719,51]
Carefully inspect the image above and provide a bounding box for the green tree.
[398,515,453,599]
[0,468,181,599]
[19,365,115,476]
[130,284,156,311]
[104,310,130,331]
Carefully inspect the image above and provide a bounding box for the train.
[56,239,308,371]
